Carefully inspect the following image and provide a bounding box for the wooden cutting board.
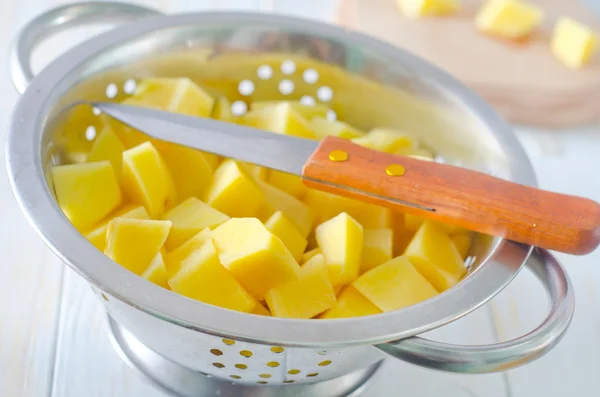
[336,0,600,128]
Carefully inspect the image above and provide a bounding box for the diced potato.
[165,228,211,276]
[86,205,149,252]
[141,252,169,289]
[243,102,315,139]
[162,197,229,251]
[361,228,393,273]
[212,97,234,121]
[202,152,222,171]
[475,0,542,40]
[265,253,336,318]
[404,213,467,235]
[392,212,415,256]
[211,218,301,300]
[351,202,392,228]
[551,17,598,69]
[257,182,314,237]
[353,256,438,312]
[265,211,308,262]
[319,285,381,319]
[168,239,256,312]
[268,170,307,198]
[204,159,265,217]
[452,234,471,260]
[301,253,328,278]
[105,218,171,275]
[404,220,466,291]
[304,188,357,226]
[52,161,122,231]
[311,117,364,140]
[251,100,329,121]
[122,142,173,218]
[100,108,150,149]
[351,128,415,153]
[301,247,321,264]
[133,77,214,117]
[396,0,459,18]
[395,146,435,161]
[87,125,126,181]
[316,212,363,286]
[252,301,272,316]
[156,142,213,202]
[242,163,269,181]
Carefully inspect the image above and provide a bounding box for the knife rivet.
[385,164,405,176]
[328,150,348,162]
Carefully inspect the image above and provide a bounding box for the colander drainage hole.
[230,375,241,379]
[257,381,268,385]
[317,86,333,102]
[222,339,236,346]
[212,362,225,369]
[307,373,319,377]
[105,83,118,99]
[123,79,136,94]
[287,369,301,375]
[279,79,294,95]
[281,60,296,75]
[270,346,284,353]
[101,293,109,302]
[259,374,271,379]
[239,350,253,358]
[266,361,280,368]
[234,364,247,370]
[257,65,273,80]
[85,126,96,141]
[210,349,223,356]
[303,68,319,84]
[318,360,332,367]
[283,380,295,384]
[231,100,247,116]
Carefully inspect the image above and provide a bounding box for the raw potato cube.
[243,102,315,139]
[351,202,392,228]
[165,228,211,276]
[204,159,265,217]
[252,301,272,316]
[52,161,122,231]
[133,78,214,117]
[301,247,321,264]
[452,234,471,259]
[301,253,328,279]
[87,125,126,181]
[351,128,414,153]
[475,0,542,40]
[211,218,301,300]
[161,197,229,251]
[168,239,255,312]
[242,163,269,181]
[392,212,415,256]
[212,97,234,121]
[316,212,364,286]
[361,228,393,273]
[404,220,466,291]
[404,213,467,235]
[319,285,381,319]
[251,100,330,121]
[395,146,435,161]
[304,188,357,226]
[86,205,149,252]
[353,256,438,312]
[551,17,598,69]
[265,211,308,262]
[396,0,459,18]
[268,170,307,198]
[265,253,336,318]
[141,252,169,289]
[122,142,174,218]
[156,142,214,202]
[257,182,314,237]
[311,117,364,140]
[105,218,172,275]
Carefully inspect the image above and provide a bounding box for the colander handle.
[9,1,162,94]
[376,248,574,373]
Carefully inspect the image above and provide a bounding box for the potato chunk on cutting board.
[353,256,438,312]
[52,161,122,231]
[85,205,149,252]
[396,0,459,18]
[211,218,301,300]
[320,285,382,319]
[475,0,542,40]
[105,218,171,276]
[551,17,598,69]
[265,211,308,262]
[168,239,255,312]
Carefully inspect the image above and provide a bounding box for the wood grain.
[336,0,600,129]
[303,136,600,255]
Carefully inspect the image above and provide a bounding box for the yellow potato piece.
[392,212,415,256]
[86,205,149,252]
[396,0,459,18]
[204,159,265,217]
[99,108,150,149]
[265,211,308,262]
[403,220,466,291]
[212,97,234,121]
[252,301,272,316]
[87,125,126,182]
[156,142,214,203]
[452,234,472,260]
[303,188,357,226]
[319,285,381,319]
[404,213,467,235]
[243,102,315,139]
[105,218,172,276]
[301,247,321,264]
[361,228,393,273]
[268,170,307,198]
[241,162,269,181]
[551,17,598,69]
[133,77,214,117]
[265,253,336,318]
[257,181,315,237]
[475,0,542,40]
[351,128,415,153]
[161,197,229,251]
[165,228,211,276]
[311,117,364,140]
[316,212,363,286]
[395,146,435,161]
[351,202,392,228]
[52,161,122,231]
[353,256,438,312]
[122,142,173,218]
[211,218,301,300]
[251,100,329,121]
[141,252,169,289]
[168,239,255,313]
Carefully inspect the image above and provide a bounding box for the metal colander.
[7,3,574,397]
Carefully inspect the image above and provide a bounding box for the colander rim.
[7,10,536,347]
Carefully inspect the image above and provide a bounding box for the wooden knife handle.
[302,136,600,255]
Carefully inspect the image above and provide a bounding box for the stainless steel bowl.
[6,2,574,396]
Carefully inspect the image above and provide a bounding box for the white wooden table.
[1,1,599,396]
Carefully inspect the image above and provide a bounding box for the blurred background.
[0,1,599,396]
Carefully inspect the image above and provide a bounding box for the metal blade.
[91,102,319,176]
